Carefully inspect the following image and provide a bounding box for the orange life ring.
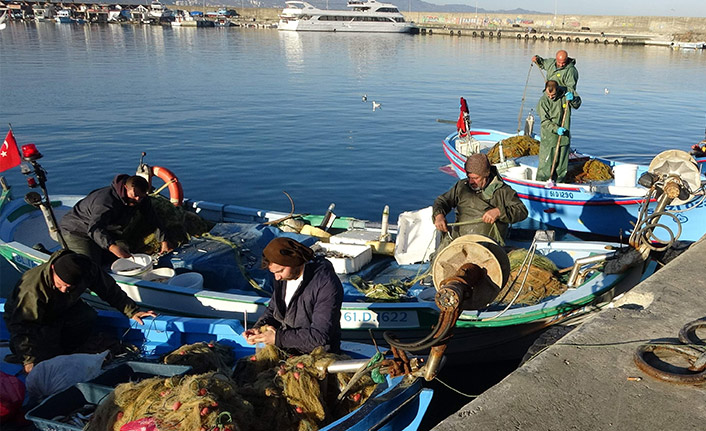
[150,166,184,206]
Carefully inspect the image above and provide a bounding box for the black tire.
[557,36,562,42]
[450,30,454,35]
[594,38,599,44]
[496,31,501,38]
[532,35,537,40]
[614,39,620,45]
[480,31,485,38]
[540,35,545,41]
[457,30,461,36]
[548,36,554,42]
[472,31,477,37]
[575,37,580,42]
[489,31,493,37]
[604,39,608,44]
[584,38,590,43]
[524,34,529,39]
[517,33,521,39]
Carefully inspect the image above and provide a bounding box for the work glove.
[557,127,567,136]
[565,92,574,101]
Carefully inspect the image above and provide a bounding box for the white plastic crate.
[330,229,381,245]
[313,242,373,274]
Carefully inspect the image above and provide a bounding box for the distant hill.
[171,0,547,14]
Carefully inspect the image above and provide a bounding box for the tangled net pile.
[566,159,614,183]
[87,343,378,431]
[494,248,567,305]
[487,136,540,164]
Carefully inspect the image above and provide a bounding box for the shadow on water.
[419,358,521,430]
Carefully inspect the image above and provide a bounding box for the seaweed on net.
[567,158,614,183]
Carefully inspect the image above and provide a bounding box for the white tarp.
[394,206,439,265]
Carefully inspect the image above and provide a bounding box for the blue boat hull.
[443,130,706,242]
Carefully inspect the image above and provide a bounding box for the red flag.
[0,130,22,172]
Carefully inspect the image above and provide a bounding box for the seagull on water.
[362,94,367,102]
[604,88,610,95]
[372,101,381,111]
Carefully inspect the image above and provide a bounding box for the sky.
[424,1,706,18]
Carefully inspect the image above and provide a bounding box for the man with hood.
[433,153,528,246]
[60,174,172,266]
[3,250,156,374]
[243,237,343,355]
[532,49,579,95]
[536,80,582,183]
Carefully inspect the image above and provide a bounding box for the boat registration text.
[341,310,419,329]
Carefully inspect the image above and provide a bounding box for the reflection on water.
[1,24,705,221]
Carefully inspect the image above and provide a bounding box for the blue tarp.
[190,11,203,16]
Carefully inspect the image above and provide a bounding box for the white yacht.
[149,1,173,19]
[278,0,417,33]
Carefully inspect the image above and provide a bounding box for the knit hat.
[464,153,491,177]
[53,253,91,285]
[263,237,314,267]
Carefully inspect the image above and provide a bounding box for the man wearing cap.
[59,174,172,266]
[243,237,343,355]
[3,250,156,374]
[433,153,528,246]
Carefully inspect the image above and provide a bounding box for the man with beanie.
[3,250,156,374]
[433,153,528,246]
[60,174,172,266]
[243,237,343,354]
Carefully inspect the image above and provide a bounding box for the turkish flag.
[0,130,22,172]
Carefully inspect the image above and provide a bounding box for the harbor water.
[1,22,706,430]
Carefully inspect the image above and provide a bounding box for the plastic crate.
[87,361,191,388]
[26,383,112,431]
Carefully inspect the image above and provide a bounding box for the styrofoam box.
[314,242,373,274]
[330,229,381,245]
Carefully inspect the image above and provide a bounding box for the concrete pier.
[433,238,706,431]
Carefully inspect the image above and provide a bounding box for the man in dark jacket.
[59,174,172,266]
[536,80,582,183]
[244,237,343,354]
[433,153,528,246]
[532,49,579,95]
[3,250,156,374]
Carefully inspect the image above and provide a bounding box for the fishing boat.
[441,99,706,243]
[148,1,173,20]
[277,0,417,33]
[0,162,655,364]
[0,299,434,431]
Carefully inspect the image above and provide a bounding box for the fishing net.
[566,159,614,183]
[348,275,412,301]
[494,248,567,305]
[162,341,235,374]
[87,343,378,431]
[487,136,540,164]
[123,195,215,254]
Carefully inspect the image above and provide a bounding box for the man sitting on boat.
[3,250,156,374]
[243,237,343,355]
[536,80,582,183]
[432,153,528,246]
[59,174,173,266]
[532,49,579,95]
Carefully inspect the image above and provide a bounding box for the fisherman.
[59,174,173,266]
[536,80,582,183]
[532,49,579,94]
[3,250,156,374]
[243,237,343,355]
[433,153,528,246]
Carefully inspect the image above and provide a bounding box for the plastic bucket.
[111,254,153,277]
[613,164,638,187]
[167,272,204,290]
[142,267,176,283]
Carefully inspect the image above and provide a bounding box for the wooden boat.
[442,121,706,242]
[0,298,434,431]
